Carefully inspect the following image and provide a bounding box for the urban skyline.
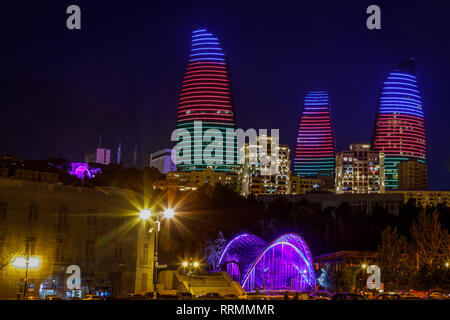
[1,1,449,189]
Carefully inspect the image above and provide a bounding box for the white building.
[85,148,111,165]
[149,149,176,174]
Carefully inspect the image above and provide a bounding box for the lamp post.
[11,256,41,299]
[139,208,175,292]
[181,260,199,295]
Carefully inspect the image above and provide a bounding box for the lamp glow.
[193,261,199,268]
[163,208,175,219]
[11,256,41,269]
[139,209,152,221]
[362,264,367,269]
[182,261,188,268]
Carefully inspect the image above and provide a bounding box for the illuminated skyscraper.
[175,28,237,172]
[294,90,336,178]
[371,59,426,189]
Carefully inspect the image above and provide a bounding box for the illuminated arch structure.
[218,233,316,292]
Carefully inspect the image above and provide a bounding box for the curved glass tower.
[175,28,237,172]
[294,90,336,177]
[371,59,426,189]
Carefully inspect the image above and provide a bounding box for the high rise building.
[371,59,426,190]
[149,149,177,174]
[397,159,428,190]
[294,90,336,179]
[238,135,290,196]
[85,148,111,165]
[335,143,385,194]
[175,28,237,172]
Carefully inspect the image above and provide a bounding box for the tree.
[0,245,21,272]
[204,231,227,271]
[410,210,444,269]
[377,226,412,290]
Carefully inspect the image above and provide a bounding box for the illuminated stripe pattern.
[176,29,237,172]
[294,91,336,177]
[372,60,426,189]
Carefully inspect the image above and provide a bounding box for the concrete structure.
[85,148,111,165]
[388,190,450,207]
[257,193,404,216]
[157,271,244,297]
[0,177,154,299]
[149,149,176,174]
[335,143,385,194]
[153,168,237,192]
[397,159,428,190]
[238,135,290,196]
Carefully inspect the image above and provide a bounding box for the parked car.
[376,293,401,300]
[398,292,420,300]
[197,292,223,300]
[310,291,332,300]
[45,295,62,300]
[426,290,446,300]
[332,293,367,300]
[223,294,238,300]
[177,292,194,300]
[82,294,102,300]
[26,296,41,300]
[67,297,81,300]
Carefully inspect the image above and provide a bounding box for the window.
[28,204,39,222]
[55,238,64,263]
[85,240,95,258]
[143,243,149,265]
[0,202,7,221]
[25,237,37,255]
[56,206,69,227]
[87,209,97,226]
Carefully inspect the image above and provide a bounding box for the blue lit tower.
[371,59,426,189]
[175,28,237,172]
[294,91,336,177]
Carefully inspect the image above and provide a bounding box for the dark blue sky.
[1,0,449,188]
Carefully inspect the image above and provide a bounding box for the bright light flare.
[182,261,188,268]
[139,209,152,221]
[193,261,199,268]
[163,208,175,219]
[362,264,367,269]
[11,256,41,269]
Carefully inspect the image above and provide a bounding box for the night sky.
[1,0,449,188]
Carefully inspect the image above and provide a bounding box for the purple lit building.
[218,233,316,292]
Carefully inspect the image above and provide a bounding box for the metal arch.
[217,233,266,278]
[241,233,316,289]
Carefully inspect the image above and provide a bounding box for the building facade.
[288,176,322,194]
[388,190,449,207]
[238,136,290,196]
[371,59,426,190]
[335,143,385,194]
[85,148,111,165]
[397,159,428,190]
[149,149,177,174]
[0,177,154,299]
[294,90,336,179]
[153,168,237,192]
[175,28,237,173]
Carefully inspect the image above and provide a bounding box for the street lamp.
[11,256,41,299]
[362,264,367,269]
[181,260,200,295]
[139,207,176,292]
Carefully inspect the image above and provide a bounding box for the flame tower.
[175,28,237,172]
[371,59,426,189]
[294,91,336,178]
